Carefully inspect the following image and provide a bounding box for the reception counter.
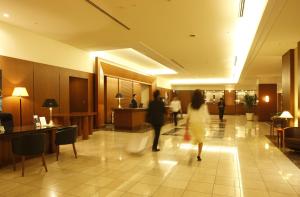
[113,108,147,130]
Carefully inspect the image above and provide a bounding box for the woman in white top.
[186,89,210,161]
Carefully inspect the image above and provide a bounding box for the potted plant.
[244,94,256,121]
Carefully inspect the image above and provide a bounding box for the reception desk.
[113,108,147,130]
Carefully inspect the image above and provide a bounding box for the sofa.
[284,127,300,151]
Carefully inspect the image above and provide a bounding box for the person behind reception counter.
[130,94,138,108]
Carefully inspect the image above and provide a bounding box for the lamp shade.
[279,111,293,119]
[115,93,123,99]
[42,99,59,108]
[12,87,29,97]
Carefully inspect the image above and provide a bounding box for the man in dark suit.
[147,90,165,152]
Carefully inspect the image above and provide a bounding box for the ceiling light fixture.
[3,13,10,18]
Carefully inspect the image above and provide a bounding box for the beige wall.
[141,84,150,108]
[0,21,94,73]
[156,77,171,89]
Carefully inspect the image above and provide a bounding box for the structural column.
[257,84,277,121]
[282,49,295,125]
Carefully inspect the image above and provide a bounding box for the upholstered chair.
[55,125,78,160]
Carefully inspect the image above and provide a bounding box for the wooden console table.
[53,112,96,140]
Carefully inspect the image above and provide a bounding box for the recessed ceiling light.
[3,13,10,18]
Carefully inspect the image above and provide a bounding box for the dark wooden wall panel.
[258,84,277,121]
[282,49,295,121]
[224,90,235,114]
[69,77,88,112]
[33,63,60,120]
[101,62,155,84]
[0,55,94,127]
[0,56,34,126]
[120,79,133,108]
[298,42,300,125]
[176,90,193,113]
[105,77,118,123]
[225,90,235,105]
[60,69,94,114]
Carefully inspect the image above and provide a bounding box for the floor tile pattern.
[0,115,299,197]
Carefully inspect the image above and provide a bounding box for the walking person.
[170,96,181,127]
[147,90,165,152]
[185,89,210,161]
[218,98,225,121]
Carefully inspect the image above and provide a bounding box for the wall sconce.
[264,95,270,103]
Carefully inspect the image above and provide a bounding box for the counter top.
[53,112,97,117]
[113,108,147,111]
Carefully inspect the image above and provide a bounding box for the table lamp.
[42,99,58,126]
[115,93,123,108]
[279,111,293,128]
[12,87,29,126]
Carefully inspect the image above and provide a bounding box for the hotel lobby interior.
[0,0,300,196]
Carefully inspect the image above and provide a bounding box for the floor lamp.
[42,98,59,126]
[12,87,29,127]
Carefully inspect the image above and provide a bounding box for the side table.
[276,128,285,148]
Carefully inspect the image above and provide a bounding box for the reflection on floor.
[0,115,300,197]
[163,118,226,139]
[102,124,152,133]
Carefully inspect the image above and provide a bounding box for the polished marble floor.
[0,115,300,197]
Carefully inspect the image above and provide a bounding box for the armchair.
[55,125,78,160]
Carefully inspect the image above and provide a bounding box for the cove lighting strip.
[171,0,268,85]
[91,48,177,76]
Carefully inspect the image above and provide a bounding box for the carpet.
[265,135,300,169]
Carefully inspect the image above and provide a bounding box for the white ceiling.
[0,0,299,89]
